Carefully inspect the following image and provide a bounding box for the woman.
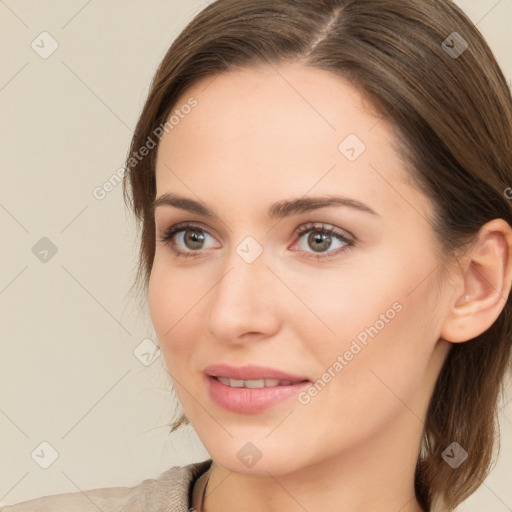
[3,0,511,511]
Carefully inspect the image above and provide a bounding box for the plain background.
[0,0,511,510]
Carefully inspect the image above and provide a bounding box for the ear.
[441,218,512,343]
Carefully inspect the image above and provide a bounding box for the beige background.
[0,0,511,510]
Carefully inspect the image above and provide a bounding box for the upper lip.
[204,364,310,382]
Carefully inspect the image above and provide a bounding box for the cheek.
[148,258,210,369]
[148,263,187,357]
[299,240,439,346]
[294,248,440,403]
[284,261,403,361]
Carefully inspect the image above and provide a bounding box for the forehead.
[153,62,429,223]
[159,62,381,155]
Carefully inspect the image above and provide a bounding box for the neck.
[197,408,426,512]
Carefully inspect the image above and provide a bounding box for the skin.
[148,62,512,512]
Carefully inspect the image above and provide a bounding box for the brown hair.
[122,0,512,510]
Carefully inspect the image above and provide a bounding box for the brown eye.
[306,231,333,253]
[157,222,218,258]
[293,223,354,260]
[182,229,206,250]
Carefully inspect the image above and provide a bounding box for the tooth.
[245,379,265,388]
[216,377,296,388]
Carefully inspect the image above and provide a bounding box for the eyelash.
[157,221,354,261]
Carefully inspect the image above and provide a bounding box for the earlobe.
[440,219,512,344]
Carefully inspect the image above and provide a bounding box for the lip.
[204,364,309,382]
[204,364,311,414]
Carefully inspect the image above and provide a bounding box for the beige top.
[0,459,213,512]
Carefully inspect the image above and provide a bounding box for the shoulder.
[0,459,212,512]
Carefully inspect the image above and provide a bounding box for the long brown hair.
[122,1,512,510]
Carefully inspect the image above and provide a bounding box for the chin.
[203,437,308,476]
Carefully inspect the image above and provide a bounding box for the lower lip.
[206,375,311,414]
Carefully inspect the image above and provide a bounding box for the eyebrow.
[151,192,379,218]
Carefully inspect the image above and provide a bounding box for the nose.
[206,244,281,345]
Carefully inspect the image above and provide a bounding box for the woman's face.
[149,62,452,475]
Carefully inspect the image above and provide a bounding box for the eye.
[292,222,354,260]
[157,221,354,260]
[157,221,218,258]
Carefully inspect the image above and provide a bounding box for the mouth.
[204,364,311,414]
